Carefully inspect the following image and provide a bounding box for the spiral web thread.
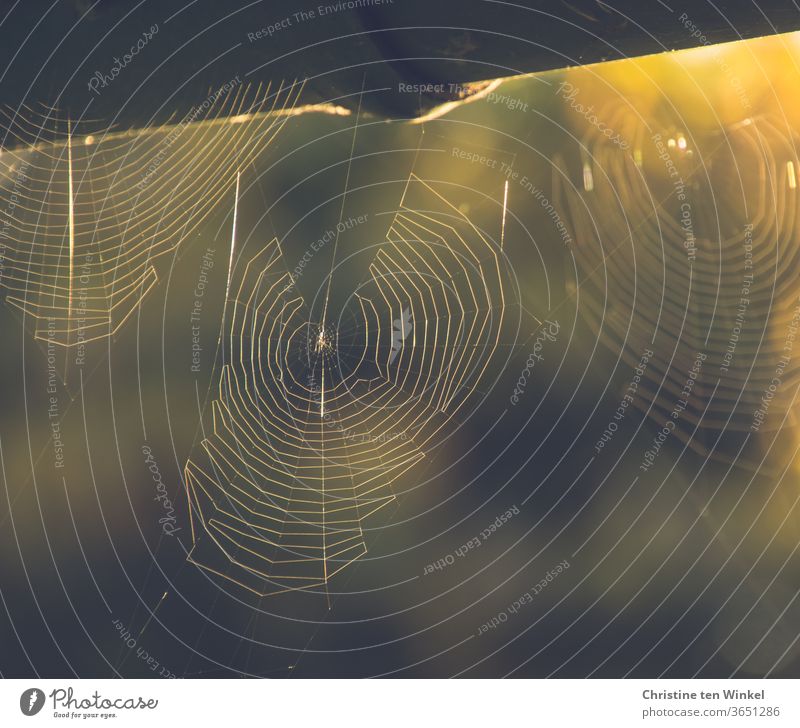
[184,174,506,596]
[553,108,800,465]
[0,81,303,348]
